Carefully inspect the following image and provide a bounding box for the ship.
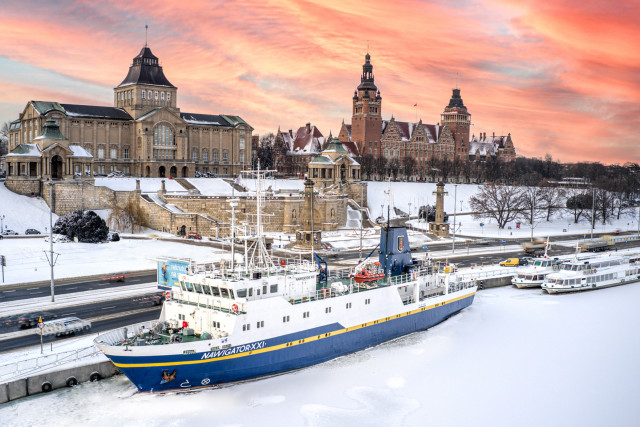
[94,171,477,393]
[512,257,563,288]
[541,252,640,294]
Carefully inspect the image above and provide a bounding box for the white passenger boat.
[541,252,640,294]
[512,257,563,288]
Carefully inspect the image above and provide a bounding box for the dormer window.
[142,91,146,100]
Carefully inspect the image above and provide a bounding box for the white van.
[37,317,91,337]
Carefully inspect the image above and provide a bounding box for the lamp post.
[0,214,5,233]
[452,184,457,253]
[47,182,56,302]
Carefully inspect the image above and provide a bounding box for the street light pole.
[0,214,5,233]
[452,184,457,253]
[48,182,55,302]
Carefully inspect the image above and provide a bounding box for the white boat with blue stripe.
[95,171,476,393]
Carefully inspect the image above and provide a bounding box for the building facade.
[339,54,517,169]
[5,45,252,181]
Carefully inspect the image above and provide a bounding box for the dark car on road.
[18,311,58,329]
[25,228,41,235]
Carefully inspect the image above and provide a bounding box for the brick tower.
[440,88,471,161]
[351,53,382,157]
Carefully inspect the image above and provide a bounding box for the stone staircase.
[174,178,200,195]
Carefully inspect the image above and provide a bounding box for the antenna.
[145,24,148,47]
[366,40,369,54]
[455,72,458,89]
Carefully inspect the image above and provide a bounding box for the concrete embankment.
[0,359,118,404]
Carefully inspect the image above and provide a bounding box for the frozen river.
[2,284,639,427]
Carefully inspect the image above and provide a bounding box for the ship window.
[229,289,235,299]
[346,302,352,309]
[242,324,250,331]
[303,312,310,319]
[180,281,186,291]
[263,285,267,294]
[202,285,211,295]
[178,314,185,320]
[212,321,220,328]
[256,321,264,328]
[210,286,220,297]
[325,307,332,314]
[185,282,194,292]
[365,298,371,305]
[248,288,253,297]
[270,284,278,293]
[236,289,247,298]
[194,283,203,293]
[283,316,290,323]
[220,288,230,299]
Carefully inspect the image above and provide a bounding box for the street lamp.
[0,214,5,233]
[452,184,457,253]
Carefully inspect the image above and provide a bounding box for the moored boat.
[541,252,640,294]
[94,170,477,393]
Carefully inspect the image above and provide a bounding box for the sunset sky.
[1,0,638,164]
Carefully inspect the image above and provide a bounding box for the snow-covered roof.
[280,124,325,155]
[6,144,41,157]
[69,145,93,158]
[469,134,508,157]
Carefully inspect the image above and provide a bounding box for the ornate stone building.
[338,54,517,169]
[308,137,361,186]
[4,44,252,184]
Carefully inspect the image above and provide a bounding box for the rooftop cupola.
[357,53,377,91]
[117,46,176,88]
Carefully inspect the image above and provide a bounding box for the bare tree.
[469,183,525,229]
[594,188,614,225]
[402,156,416,180]
[519,186,547,240]
[0,121,9,157]
[566,188,592,224]
[538,184,565,221]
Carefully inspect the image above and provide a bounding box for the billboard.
[157,259,189,289]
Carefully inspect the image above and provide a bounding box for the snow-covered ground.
[0,183,59,234]
[1,284,639,426]
[0,237,230,286]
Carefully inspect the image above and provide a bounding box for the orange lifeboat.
[352,262,385,283]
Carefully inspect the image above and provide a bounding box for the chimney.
[492,132,495,138]
[306,123,311,133]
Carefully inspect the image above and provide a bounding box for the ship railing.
[171,291,246,315]
[94,320,158,346]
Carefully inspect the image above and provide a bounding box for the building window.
[203,150,208,161]
[161,92,165,101]
[148,90,152,100]
[123,166,130,175]
[154,124,174,146]
[98,165,105,174]
[141,91,145,100]
[239,138,245,149]
[239,153,244,164]
[192,149,198,162]
[213,151,218,162]
[167,92,171,103]
[97,147,105,159]
[154,91,158,101]
[222,152,228,162]
[123,148,129,159]
[110,148,117,159]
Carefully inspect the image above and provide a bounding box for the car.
[103,272,126,282]
[519,256,535,266]
[614,229,623,235]
[25,228,41,235]
[18,311,58,329]
[187,232,202,240]
[499,258,520,267]
[2,229,18,236]
[476,238,492,245]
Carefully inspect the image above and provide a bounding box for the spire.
[145,24,148,47]
[357,53,377,91]
[117,45,176,88]
[447,88,466,109]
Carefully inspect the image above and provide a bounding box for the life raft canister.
[231,303,239,313]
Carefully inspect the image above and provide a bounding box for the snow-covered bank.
[1,284,638,426]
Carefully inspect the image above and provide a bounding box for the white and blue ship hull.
[99,290,475,393]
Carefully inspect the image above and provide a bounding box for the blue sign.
[422,245,429,250]
[157,259,189,288]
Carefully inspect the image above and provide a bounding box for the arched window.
[154,124,174,146]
